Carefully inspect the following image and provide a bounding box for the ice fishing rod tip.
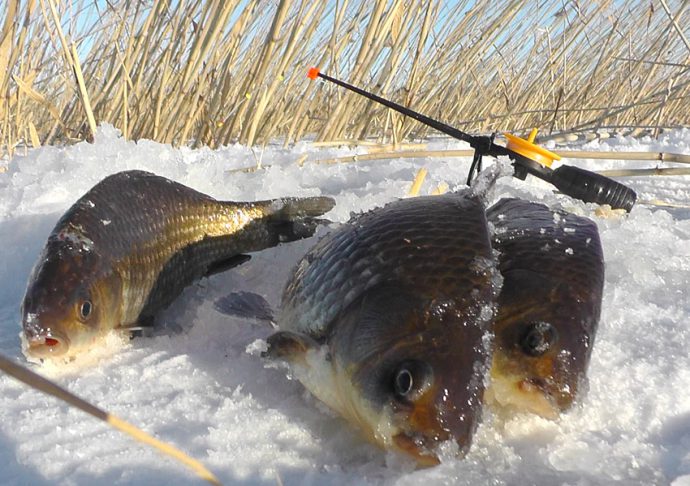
[307,67,320,80]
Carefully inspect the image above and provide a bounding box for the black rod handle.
[550,165,637,211]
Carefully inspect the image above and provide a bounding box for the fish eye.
[79,300,93,320]
[520,322,558,357]
[391,360,433,400]
[395,369,414,397]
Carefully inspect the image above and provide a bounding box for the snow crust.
[1,125,689,485]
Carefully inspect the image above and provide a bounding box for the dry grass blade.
[310,149,476,165]
[431,182,450,195]
[28,121,40,147]
[307,147,690,166]
[0,353,222,485]
[311,140,427,150]
[597,167,690,177]
[12,75,64,127]
[70,43,97,140]
[0,0,20,105]
[408,167,428,196]
[658,0,690,53]
[638,199,690,209]
[558,150,690,164]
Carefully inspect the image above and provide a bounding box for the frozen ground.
[0,125,689,485]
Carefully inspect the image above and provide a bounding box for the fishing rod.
[307,68,637,212]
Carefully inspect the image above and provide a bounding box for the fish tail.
[250,196,335,245]
[262,196,336,219]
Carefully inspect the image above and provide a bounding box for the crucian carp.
[485,198,604,419]
[214,186,605,465]
[259,194,604,464]
[266,190,501,465]
[21,170,334,361]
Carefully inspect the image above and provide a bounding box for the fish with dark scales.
[21,170,335,361]
[485,198,604,419]
[214,188,605,464]
[265,190,501,465]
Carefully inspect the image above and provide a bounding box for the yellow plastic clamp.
[503,128,561,168]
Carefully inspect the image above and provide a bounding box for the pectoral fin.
[264,330,320,366]
[213,292,274,321]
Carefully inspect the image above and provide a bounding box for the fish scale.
[488,198,603,308]
[280,193,496,339]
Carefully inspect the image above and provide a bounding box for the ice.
[0,124,689,484]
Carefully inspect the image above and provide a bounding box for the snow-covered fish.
[21,170,334,361]
[267,191,501,465]
[485,198,604,418]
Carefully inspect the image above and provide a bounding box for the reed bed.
[1,0,689,156]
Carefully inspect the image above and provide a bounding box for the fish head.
[21,237,122,359]
[489,269,600,418]
[327,285,492,465]
[272,192,500,463]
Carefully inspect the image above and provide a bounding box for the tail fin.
[260,196,335,241]
[262,196,336,219]
[247,195,335,248]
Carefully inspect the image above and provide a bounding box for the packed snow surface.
[1,125,689,485]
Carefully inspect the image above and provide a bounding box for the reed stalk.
[2,1,688,150]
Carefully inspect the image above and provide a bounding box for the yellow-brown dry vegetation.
[1,0,689,158]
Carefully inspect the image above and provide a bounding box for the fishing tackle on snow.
[307,68,637,212]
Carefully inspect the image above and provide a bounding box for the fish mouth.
[487,374,562,419]
[517,378,562,419]
[392,432,441,467]
[23,331,71,358]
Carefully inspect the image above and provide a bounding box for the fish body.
[21,170,334,359]
[267,191,500,465]
[486,198,604,418]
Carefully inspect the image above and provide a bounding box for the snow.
[1,124,689,485]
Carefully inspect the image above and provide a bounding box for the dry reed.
[1,1,689,152]
[305,147,690,166]
[0,353,221,485]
